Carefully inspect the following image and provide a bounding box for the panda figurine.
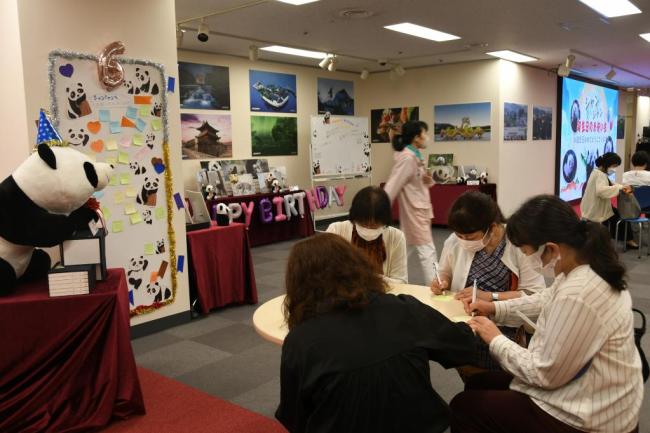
[0,143,113,293]
[203,184,216,201]
[479,171,489,185]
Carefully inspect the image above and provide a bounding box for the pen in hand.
[471,279,478,317]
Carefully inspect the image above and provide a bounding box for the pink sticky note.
[120,137,131,148]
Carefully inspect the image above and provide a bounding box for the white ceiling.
[175,0,650,88]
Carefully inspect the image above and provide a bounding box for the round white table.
[253,283,471,345]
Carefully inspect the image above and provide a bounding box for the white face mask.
[607,169,616,175]
[457,229,491,253]
[527,244,562,279]
[355,224,385,241]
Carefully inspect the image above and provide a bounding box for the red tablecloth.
[207,191,315,246]
[0,269,144,432]
[187,222,258,314]
[382,183,497,226]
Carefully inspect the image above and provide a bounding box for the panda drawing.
[151,102,162,117]
[66,82,92,119]
[142,210,152,225]
[145,133,156,150]
[363,142,370,157]
[313,160,321,175]
[135,68,159,95]
[129,162,146,175]
[127,255,148,290]
[67,128,89,146]
[136,176,159,206]
[124,80,138,95]
[156,239,165,254]
[146,281,171,303]
[0,144,112,292]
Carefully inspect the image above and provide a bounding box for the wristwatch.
[491,292,499,302]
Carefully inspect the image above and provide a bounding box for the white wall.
[17,0,189,326]
[497,60,557,216]
[0,0,30,179]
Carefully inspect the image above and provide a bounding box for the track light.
[360,69,369,80]
[605,67,616,80]
[319,55,332,70]
[557,54,575,77]
[327,56,337,72]
[176,27,185,47]
[197,18,209,42]
[249,45,259,61]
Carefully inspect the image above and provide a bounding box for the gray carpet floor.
[132,228,650,430]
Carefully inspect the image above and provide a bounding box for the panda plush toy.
[0,143,113,294]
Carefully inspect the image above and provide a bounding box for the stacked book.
[48,264,95,297]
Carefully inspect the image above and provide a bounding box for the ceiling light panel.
[260,45,327,59]
[384,23,460,42]
[276,0,320,5]
[578,0,641,18]
[486,50,538,63]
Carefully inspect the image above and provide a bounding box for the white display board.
[310,116,370,178]
[49,49,177,317]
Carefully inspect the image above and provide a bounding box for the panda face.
[12,145,113,214]
[66,83,86,102]
[135,68,150,84]
[129,256,148,274]
[67,128,89,146]
[144,177,159,191]
[146,281,161,295]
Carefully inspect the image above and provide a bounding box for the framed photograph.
[504,102,528,141]
[181,113,232,159]
[250,70,297,113]
[434,103,491,141]
[370,107,419,143]
[318,78,354,115]
[431,165,458,184]
[251,116,297,156]
[533,106,552,140]
[178,62,230,110]
[428,153,454,167]
[617,116,625,139]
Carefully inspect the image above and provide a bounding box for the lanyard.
[406,144,423,161]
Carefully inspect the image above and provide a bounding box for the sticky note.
[134,95,152,105]
[101,206,111,219]
[126,186,137,198]
[177,255,185,273]
[139,105,151,117]
[121,116,136,128]
[173,192,184,209]
[106,157,117,165]
[120,173,131,185]
[149,271,158,282]
[144,243,155,255]
[112,220,124,233]
[126,106,138,119]
[109,175,118,186]
[124,203,136,215]
[99,110,111,122]
[118,151,129,164]
[136,118,147,132]
[155,207,165,220]
[110,121,122,134]
[151,118,162,131]
[119,137,130,148]
[132,134,144,146]
[114,192,125,204]
[130,213,143,225]
[93,190,105,199]
[433,295,454,302]
[167,76,175,93]
[106,139,118,151]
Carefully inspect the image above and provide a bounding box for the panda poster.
[48,49,177,316]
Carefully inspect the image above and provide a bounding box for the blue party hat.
[36,109,65,147]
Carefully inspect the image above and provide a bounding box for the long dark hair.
[595,152,621,170]
[392,120,428,152]
[507,195,626,291]
[349,186,392,226]
[448,191,505,234]
[284,233,387,329]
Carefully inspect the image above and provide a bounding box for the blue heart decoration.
[154,163,165,174]
[59,63,74,77]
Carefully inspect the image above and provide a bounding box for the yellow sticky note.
[151,118,162,131]
[126,186,137,198]
[139,106,151,117]
[112,220,124,233]
[106,157,117,165]
[124,203,137,215]
[120,173,131,185]
[144,243,155,255]
[109,175,118,186]
[155,207,165,220]
[101,206,111,219]
[114,192,125,204]
[118,151,129,164]
[130,212,143,225]
[106,139,118,151]
[433,295,454,302]
[132,134,144,146]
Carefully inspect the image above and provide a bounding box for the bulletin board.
[48,49,177,316]
[310,115,370,178]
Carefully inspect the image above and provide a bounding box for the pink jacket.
[384,149,434,245]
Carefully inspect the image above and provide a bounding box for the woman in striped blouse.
[451,195,642,433]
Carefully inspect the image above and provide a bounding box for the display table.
[187,222,258,314]
[207,190,315,247]
[381,183,497,226]
[0,269,145,432]
[253,283,469,345]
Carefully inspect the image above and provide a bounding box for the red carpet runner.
[104,367,288,433]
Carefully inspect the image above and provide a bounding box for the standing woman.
[384,120,437,286]
[451,195,642,433]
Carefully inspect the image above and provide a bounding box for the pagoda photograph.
[180,113,233,159]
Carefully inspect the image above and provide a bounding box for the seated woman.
[623,150,650,187]
[452,195,642,433]
[276,233,476,433]
[327,186,407,283]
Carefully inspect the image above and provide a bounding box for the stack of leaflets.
[48,264,95,297]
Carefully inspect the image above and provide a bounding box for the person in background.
[623,150,650,186]
[384,120,437,286]
[451,195,642,433]
[276,233,476,433]
[431,191,544,370]
[580,152,635,248]
[327,186,407,284]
